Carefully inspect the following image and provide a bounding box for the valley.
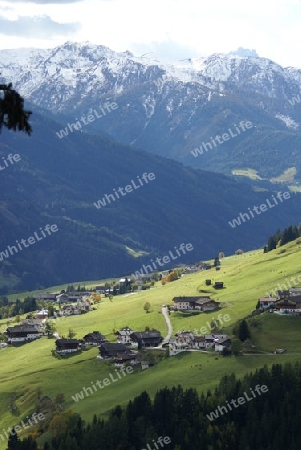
[1,239,301,448]
[1,11,301,445]
[1,108,300,292]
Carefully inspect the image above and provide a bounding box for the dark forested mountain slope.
[0,110,300,291]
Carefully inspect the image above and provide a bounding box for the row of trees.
[65,285,88,292]
[9,361,301,449]
[264,224,301,252]
[0,296,38,319]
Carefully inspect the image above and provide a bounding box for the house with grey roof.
[6,325,42,344]
[173,296,219,311]
[130,331,162,347]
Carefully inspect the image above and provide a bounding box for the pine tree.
[214,256,220,267]
[7,428,20,450]
[238,319,251,342]
[267,235,277,251]
[0,83,32,135]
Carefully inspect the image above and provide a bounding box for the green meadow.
[1,239,301,448]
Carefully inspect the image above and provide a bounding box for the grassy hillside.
[1,239,301,448]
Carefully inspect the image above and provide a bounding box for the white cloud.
[6,0,81,3]
[0,0,301,67]
[0,14,80,37]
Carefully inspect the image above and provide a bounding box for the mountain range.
[1,42,301,181]
[0,43,301,292]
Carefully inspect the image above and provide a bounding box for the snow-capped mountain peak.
[0,40,300,115]
[1,40,301,182]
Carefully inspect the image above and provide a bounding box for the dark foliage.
[0,83,32,135]
[237,319,251,342]
[0,296,37,319]
[214,256,220,267]
[266,224,301,252]
[12,362,301,450]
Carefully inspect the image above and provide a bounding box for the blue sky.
[0,0,301,67]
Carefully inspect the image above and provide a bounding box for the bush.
[235,249,244,255]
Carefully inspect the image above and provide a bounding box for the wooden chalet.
[95,285,106,294]
[215,338,232,353]
[114,352,138,368]
[33,293,56,301]
[6,325,42,344]
[276,290,290,299]
[99,342,129,359]
[259,298,277,309]
[55,339,81,354]
[116,328,134,344]
[20,318,43,329]
[173,296,219,311]
[83,331,106,346]
[275,300,298,313]
[130,331,162,347]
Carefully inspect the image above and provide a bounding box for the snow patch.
[142,95,156,119]
[275,114,299,129]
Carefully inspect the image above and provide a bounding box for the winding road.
[161,306,173,345]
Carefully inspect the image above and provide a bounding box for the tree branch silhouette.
[0,83,32,135]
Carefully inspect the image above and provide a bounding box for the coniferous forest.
[265,224,301,252]
[8,362,301,450]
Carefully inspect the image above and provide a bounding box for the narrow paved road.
[161,306,173,344]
